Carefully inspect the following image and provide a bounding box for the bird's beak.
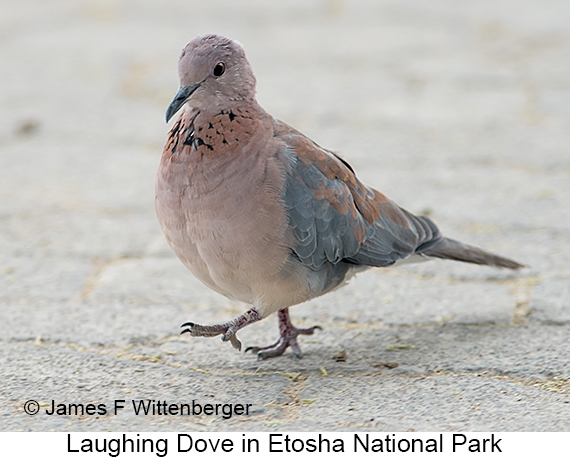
[165,84,200,123]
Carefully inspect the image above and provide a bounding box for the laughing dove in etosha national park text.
[156,34,524,360]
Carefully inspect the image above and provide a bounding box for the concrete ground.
[1,0,569,431]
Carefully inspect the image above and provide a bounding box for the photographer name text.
[40,399,251,419]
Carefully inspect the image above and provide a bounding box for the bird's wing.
[275,120,442,270]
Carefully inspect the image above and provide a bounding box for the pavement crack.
[80,257,108,300]
[278,372,310,424]
[511,276,541,325]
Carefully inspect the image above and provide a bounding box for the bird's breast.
[156,111,301,307]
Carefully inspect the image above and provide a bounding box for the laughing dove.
[156,34,523,359]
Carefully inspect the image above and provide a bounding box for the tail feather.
[421,237,525,270]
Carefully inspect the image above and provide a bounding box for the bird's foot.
[245,308,321,360]
[180,308,262,351]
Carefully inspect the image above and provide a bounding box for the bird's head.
[166,34,257,122]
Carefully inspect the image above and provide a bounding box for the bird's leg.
[245,308,321,360]
[180,307,262,351]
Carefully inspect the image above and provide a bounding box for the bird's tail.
[421,237,525,270]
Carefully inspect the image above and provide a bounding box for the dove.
[156,34,524,360]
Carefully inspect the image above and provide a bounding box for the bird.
[156,34,524,360]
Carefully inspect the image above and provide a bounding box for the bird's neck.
[169,100,271,160]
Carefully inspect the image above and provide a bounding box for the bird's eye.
[213,62,226,77]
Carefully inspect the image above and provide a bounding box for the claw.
[178,308,319,358]
[228,334,242,351]
[178,308,261,350]
[245,309,322,360]
[180,322,195,335]
[289,339,303,359]
[298,325,322,335]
